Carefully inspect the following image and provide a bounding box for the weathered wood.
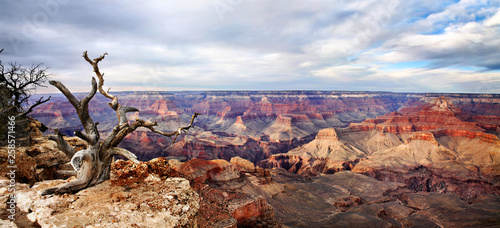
[42,51,199,195]
[107,147,139,164]
[48,129,76,158]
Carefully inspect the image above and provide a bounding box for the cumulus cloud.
[366,8,500,70]
[311,64,499,92]
[0,0,498,93]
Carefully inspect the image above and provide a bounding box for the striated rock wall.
[29,91,416,161]
[260,97,500,198]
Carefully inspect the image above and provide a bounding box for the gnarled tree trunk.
[42,52,200,195]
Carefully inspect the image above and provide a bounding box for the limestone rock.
[0,148,36,184]
[16,177,199,228]
[0,119,82,184]
[0,219,17,228]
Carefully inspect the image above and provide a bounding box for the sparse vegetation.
[0,48,50,143]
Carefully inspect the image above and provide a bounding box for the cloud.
[0,0,498,93]
[311,64,500,93]
[362,0,500,70]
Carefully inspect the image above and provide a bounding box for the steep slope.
[30,92,500,169]
[261,97,500,198]
[3,132,499,227]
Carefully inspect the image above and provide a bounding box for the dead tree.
[0,48,51,117]
[0,49,51,143]
[42,51,200,195]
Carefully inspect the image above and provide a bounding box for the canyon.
[8,91,499,227]
[29,91,423,161]
[260,96,500,198]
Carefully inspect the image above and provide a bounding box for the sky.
[0,0,499,94]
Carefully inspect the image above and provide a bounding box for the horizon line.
[33,89,500,96]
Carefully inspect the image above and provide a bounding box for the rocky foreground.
[2,153,499,227]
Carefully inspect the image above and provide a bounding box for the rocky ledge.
[1,166,199,227]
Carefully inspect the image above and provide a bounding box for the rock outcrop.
[261,97,500,198]
[10,175,199,227]
[259,128,365,175]
[175,158,280,227]
[0,119,80,184]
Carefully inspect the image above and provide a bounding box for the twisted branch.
[135,112,201,143]
[107,147,139,164]
[49,77,99,144]
[83,51,112,100]
[43,51,201,196]
[48,128,76,158]
[82,52,200,154]
[17,95,51,118]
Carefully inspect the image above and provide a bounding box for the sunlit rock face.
[0,118,83,185]
[29,92,500,196]
[260,96,500,198]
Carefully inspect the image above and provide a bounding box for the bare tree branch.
[74,130,92,143]
[133,112,202,144]
[0,106,16,117]
[81,77,98,111]
[43,51,200,195]
[49,80,79,109]
[42,152,93,195]
[82,51,112,100]
[48,129,77,158]
[0,57,49,111]
[49,77,98,143]
[107,147,139,164]
[17,96,51,118]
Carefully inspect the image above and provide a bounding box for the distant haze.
[1,0,499,93]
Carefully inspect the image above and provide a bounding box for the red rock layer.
[110,157,280,227]
[258,154,347,176]
[260,97,500,198]
[349,97,499,143]
[178,158,279,227]
[163,134,316,164]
